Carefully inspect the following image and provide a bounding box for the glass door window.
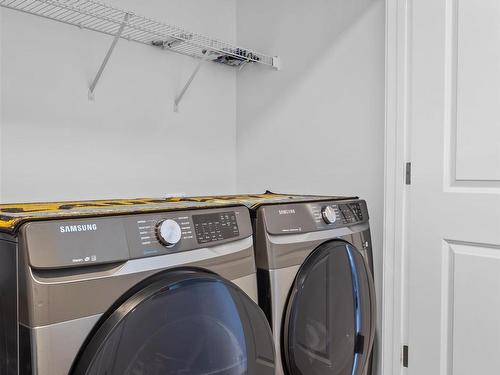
[72,270,275,375]
[283,241,375,375]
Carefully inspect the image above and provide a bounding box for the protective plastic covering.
[0,192,355,234]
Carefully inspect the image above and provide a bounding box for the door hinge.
[405,162,412,185]
[402,345,409,368]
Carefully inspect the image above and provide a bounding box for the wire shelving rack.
[0,0,279,109]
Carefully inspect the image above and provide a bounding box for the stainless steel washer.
[0,204,275,375]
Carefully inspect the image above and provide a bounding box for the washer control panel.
[263,199,369,235]
[193,211,240,244]
[127,206,250,259]
[22,206,252,269]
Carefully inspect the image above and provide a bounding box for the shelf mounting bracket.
[174,50,210,112]
[88,13,131,100]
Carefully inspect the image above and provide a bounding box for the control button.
[156,219,182,247]
[321,206,337,225]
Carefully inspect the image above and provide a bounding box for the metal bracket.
[88,13,131,100]
[174,51,210,112]
[238,61,249,71]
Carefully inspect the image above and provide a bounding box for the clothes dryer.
[252,197,376,375]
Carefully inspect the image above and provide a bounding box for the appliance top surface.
[0,192,355,234]
[0,197,244,234]
[20,206,253,270]
[259,198,369,236]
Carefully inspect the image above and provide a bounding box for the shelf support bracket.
[174,51,210,112]
[88,13,131,100]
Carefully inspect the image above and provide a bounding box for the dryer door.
[283,240,376,375]
[71,269,275,375]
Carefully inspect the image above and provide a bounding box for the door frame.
[382,0,410,374]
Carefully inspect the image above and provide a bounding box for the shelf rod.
[88,12,131,100]
[174,51,210,112]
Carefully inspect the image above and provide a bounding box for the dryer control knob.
[321,206,337,225]
[156,219,182,247]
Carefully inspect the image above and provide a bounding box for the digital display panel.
[192,211,240,244]
[339,203,363,224]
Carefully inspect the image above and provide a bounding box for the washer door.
[71,269,275,375]
[283,240,376,375]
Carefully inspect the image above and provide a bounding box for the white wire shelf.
[0,0,279,69]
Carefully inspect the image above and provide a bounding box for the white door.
[407,0,500,374]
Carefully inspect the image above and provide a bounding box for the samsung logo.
[278,209,296,215]
[60,224,98,233]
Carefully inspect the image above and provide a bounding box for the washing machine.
[0,198,275,375]
[250,196,376,375]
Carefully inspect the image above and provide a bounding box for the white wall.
[236,0,385,372]
[0,0,238,202]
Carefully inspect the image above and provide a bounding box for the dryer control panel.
[262,199,369,235]
[21,206,252,269]
[322,202,365,225]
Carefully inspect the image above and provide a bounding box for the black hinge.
[405,162,412,185]
[402,345,409,368]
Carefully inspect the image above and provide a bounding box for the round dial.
[156,219,182,247]
[321,206,337,225]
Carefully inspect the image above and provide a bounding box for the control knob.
[156,219,182,247]
[321,206,337,225]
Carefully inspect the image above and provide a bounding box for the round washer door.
[283,240,376,375]
[71,269,275,375]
